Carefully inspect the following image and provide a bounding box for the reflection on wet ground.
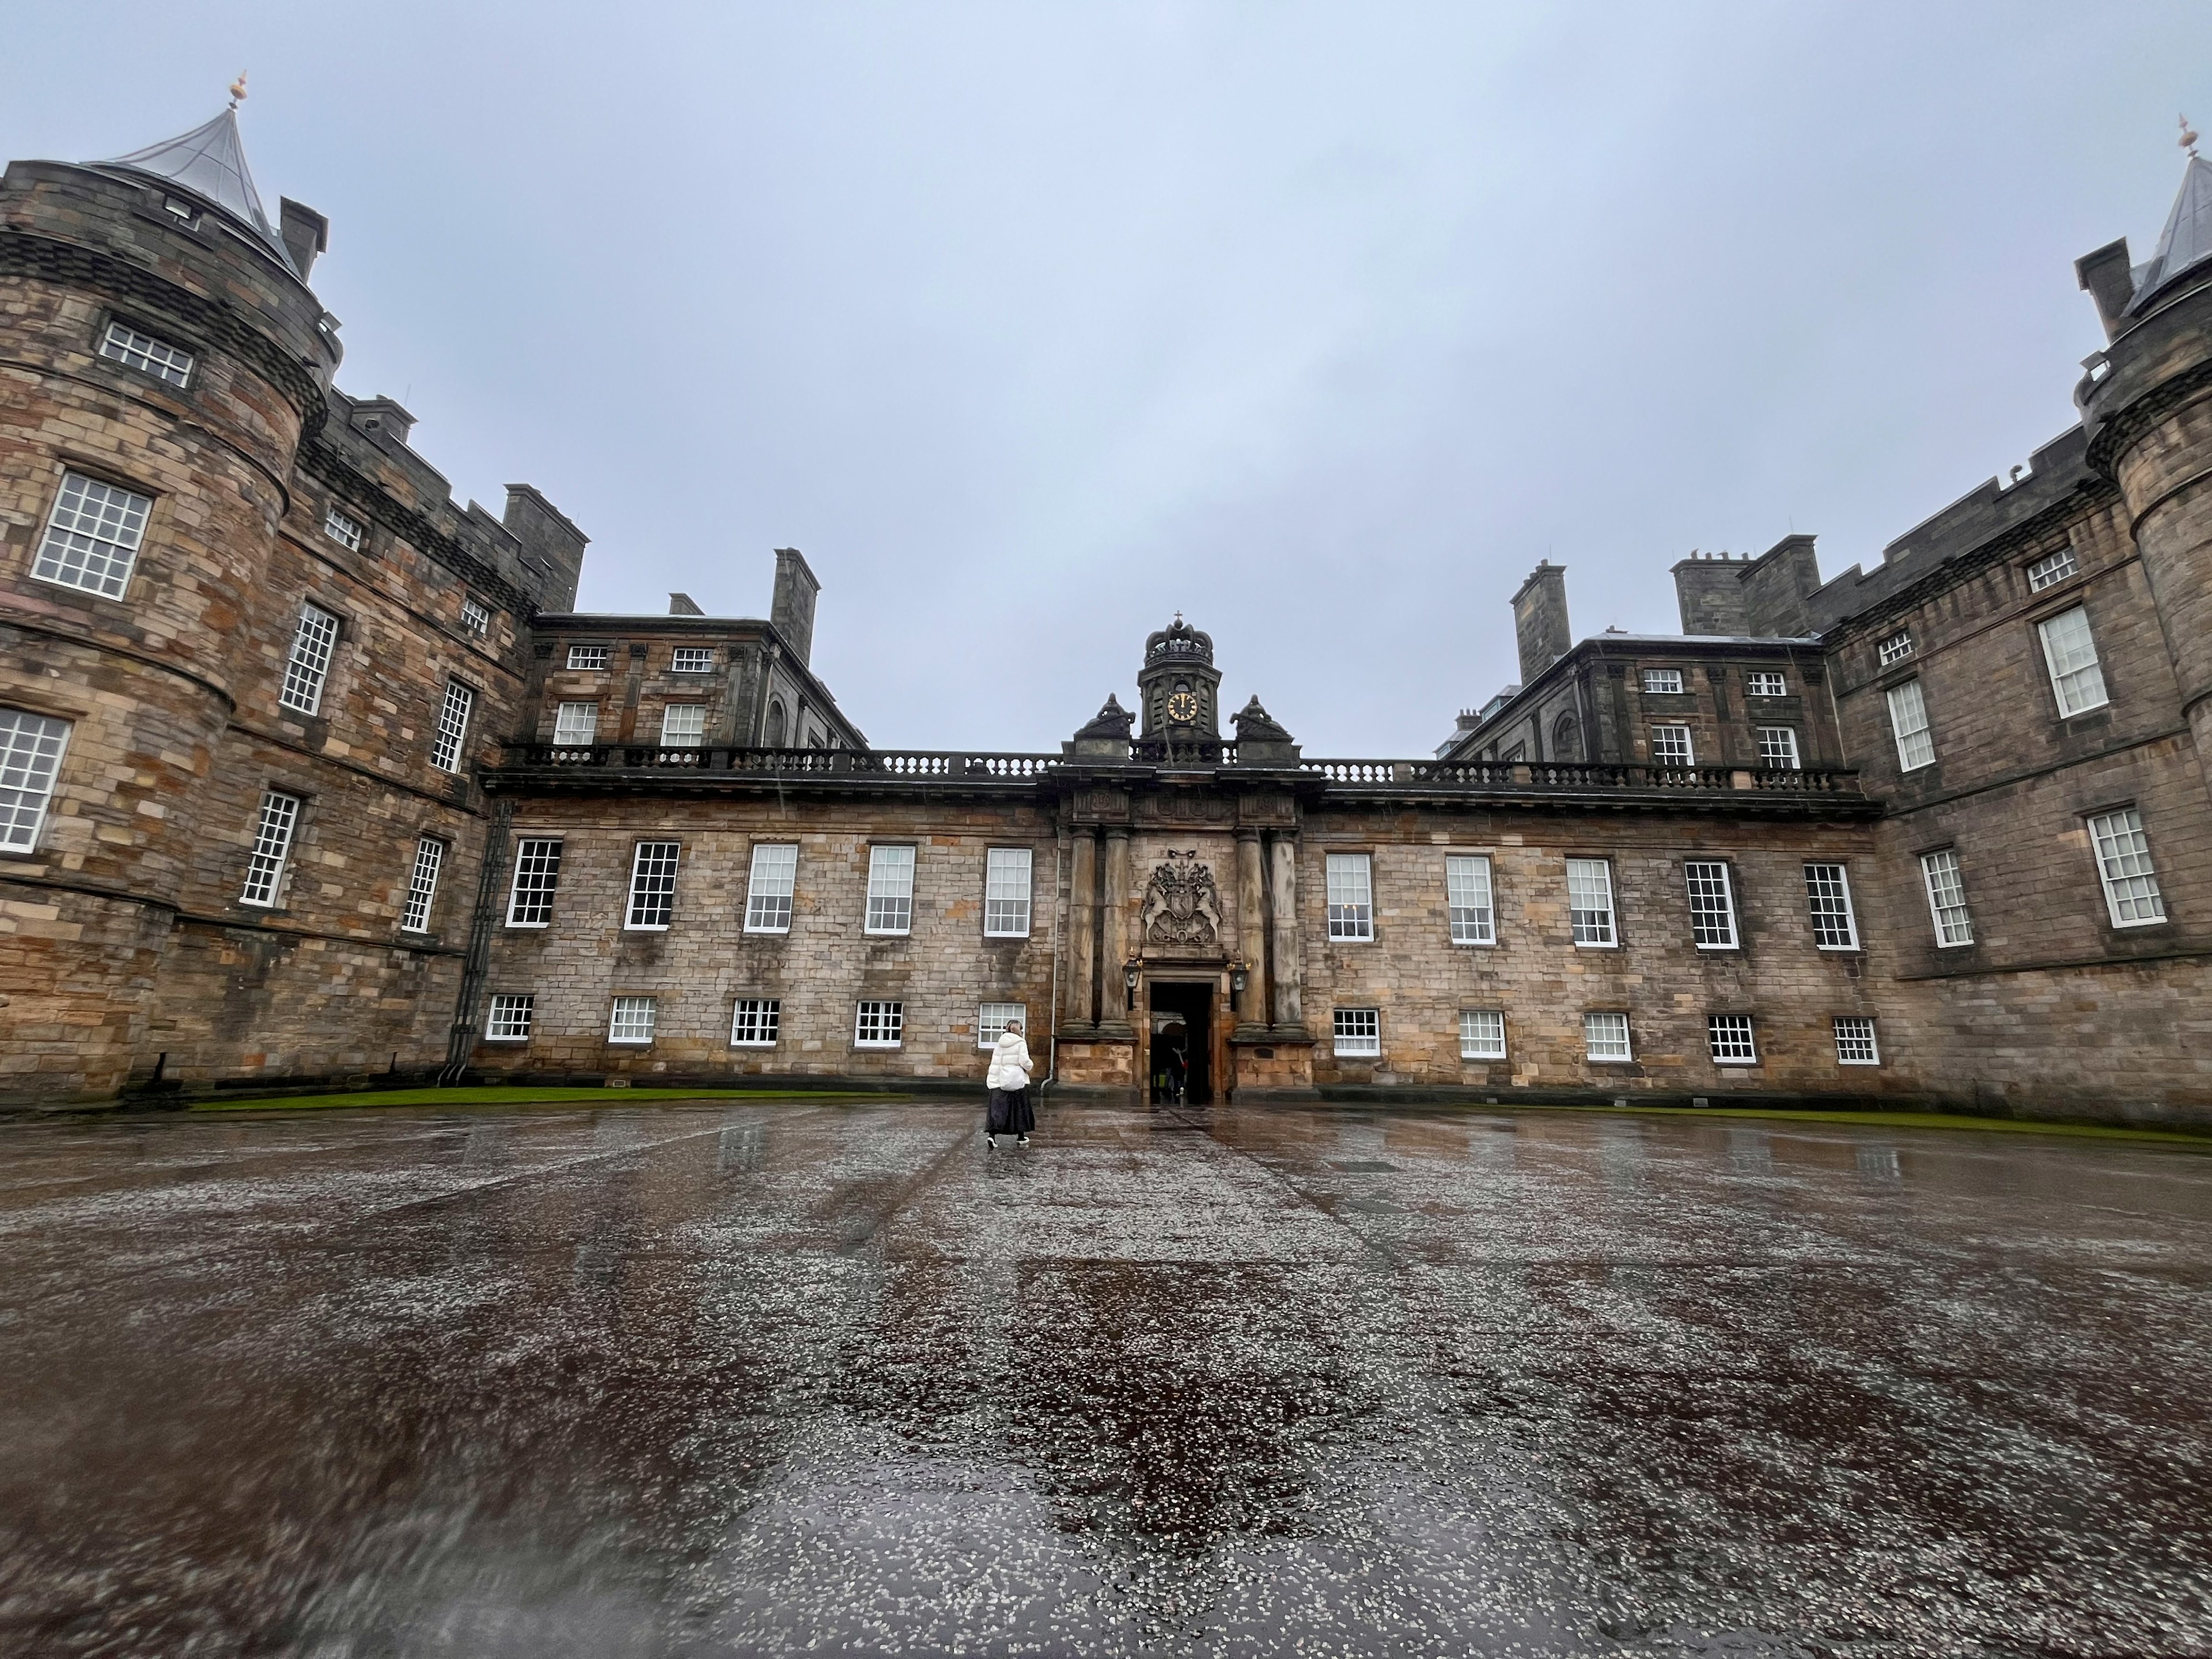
[2,1099,2210,1656]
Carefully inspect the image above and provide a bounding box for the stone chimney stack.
[278,198,328,281]
[771,548,821,668]
[1671,550,1751,635]
[502,484,589,611]
[1512,561,1572,684]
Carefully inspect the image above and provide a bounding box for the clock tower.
[1137,614,1223,739]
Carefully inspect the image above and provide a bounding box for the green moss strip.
[190,1086,902,1113]
[1468,1101,2212,1148]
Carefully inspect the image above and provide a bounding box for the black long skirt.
[987,1088,1035,1134]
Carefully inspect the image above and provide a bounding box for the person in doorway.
[984,1016,1035,1148]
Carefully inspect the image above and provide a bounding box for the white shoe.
[984,1134,997,1148]
[1017,1135,1031,1146]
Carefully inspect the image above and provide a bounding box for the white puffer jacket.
[986,1030,1033,1091]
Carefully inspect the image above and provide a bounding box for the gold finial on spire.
[228,73,248,110]
[2181,113,2199,158]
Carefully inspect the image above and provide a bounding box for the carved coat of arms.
[1140,851,1222,948]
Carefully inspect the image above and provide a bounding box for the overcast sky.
[8,4,2210,753]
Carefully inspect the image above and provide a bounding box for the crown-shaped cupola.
[1135,613,1224,737]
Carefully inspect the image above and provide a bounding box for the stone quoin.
[3,109,2211,1121]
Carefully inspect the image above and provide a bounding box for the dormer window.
[162,195,199,224]
[98,321,194,388]
[323,506,363,551]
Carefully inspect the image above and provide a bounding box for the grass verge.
[1478,1101,2212,1148]
[190,1086,903,1113]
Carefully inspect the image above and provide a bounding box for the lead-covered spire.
[94,106,290,266]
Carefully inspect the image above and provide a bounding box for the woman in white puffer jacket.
[984,1017,1034,1147]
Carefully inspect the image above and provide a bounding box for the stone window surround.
[1332,1007,1381,1057]
[96,317,195,388]
[278,601,343,717]
[983,846,1033,939]
[239,787,304,909]
[484,993,535,1043]
[2032,603,2110,719]
[1918,845,1974,948]
[608,995,657,1046]
[863,843,916,935]
[1684,859,1739,951]
[398,834,445,934]
[32,465,156,601]
[1804,862,1861,951]
[1583,1011,1633,1062]
[1566,856,1618,948]
[744,841,798,934]
[730,997,781,1047]
[1444,851,1495,946]
[1707,1013,1759,1065]
[854,999,904,1048]
[506,837,563,927]
[1459,1008,1506,1060]
[1325,850,1375,942]
[2082,802,2168,930]
[1833,1016,1880,1065]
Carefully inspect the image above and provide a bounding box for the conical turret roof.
[94,108,291,267]
[2130,153,2212,313]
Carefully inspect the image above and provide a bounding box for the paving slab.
[1,1098,2209,1656]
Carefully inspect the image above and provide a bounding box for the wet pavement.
[3,1099,2211,1657]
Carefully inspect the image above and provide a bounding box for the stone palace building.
[3,108,2210,1120]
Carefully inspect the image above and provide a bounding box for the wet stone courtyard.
[3,1099,2211,1657]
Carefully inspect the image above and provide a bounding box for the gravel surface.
[2,1097,2209,1657]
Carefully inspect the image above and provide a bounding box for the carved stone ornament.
[1139,850,1222,948]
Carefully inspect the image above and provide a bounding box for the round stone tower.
[2078,147,2212,804]
[0,106,341,1097]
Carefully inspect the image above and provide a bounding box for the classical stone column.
[1234,827,1270,1033]
[1064,828,1097,1030]
[1099,826,1133,1032]
[1266,831,1303,1030]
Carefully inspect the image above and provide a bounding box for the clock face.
[1165,690,1200,724]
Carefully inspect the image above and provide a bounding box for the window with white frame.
[566,644,609,671]
[1326,852,1374,941]
[984,847,1032,937]
[627,841,680,930]
[1707,1014,1758,1065]
[1886,679,1935,771]
[2037,607,2108,716]
[1584,1012,1633,1062]
[2085,807,2166,927]
[461,596,491,638]
[239,790,301,907]
[0,709,72,853]
[1833,1016,1880,1065]
[33,472,151,599]
[744,842,798,933]
[865,844,916,934]
[608,996,657,1045]
[1756,726,1801,770]
[1650,724,1695,766]
[730,998,781,1047]
[399,836,444,933]
[978,1001,1026,1048]
[2026,547,2078,592]
[1877,630,1915,666]
[553,701,599,746]
[1459,1009,1506,1060]
[855,999,904,1047]
[1641,668,1684,695]
[1684,861,1738,949]
[1746,671,1787,698]
[278,603,340,715]
[1566,858,1616,946]
[1802,863,1859,949]
[1445,854,1494,945]
[323,505,363,551]
[98,320,194,387]
[506,838,563,926]
[1919,849,1974,946]
[660,704,706,747]
[1332,1007,1381,1056]
[485,993,535,1043]
[430,681,475,772]
[671,646,714,673]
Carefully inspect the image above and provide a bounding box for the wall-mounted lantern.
[1123,962,1141,1006]
[1230,963,1249,1001]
